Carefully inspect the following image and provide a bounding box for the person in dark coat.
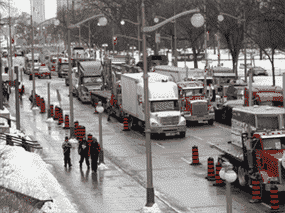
[90,137,101,173]
[107,98,115,121]
[62,136,72,167]
[226,80,237,101]
[78,136,90,169]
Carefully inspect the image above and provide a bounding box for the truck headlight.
[179,117,186,125]
[150,121,160,127]
[209,105,214,112]
[268,177,279,183]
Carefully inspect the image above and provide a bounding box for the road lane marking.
[192,135,203,140]
[156,143,165,148]
[181,157,191,164]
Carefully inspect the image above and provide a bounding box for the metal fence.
[1,133,42,152]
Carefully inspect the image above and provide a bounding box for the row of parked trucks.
[67,57,285,201]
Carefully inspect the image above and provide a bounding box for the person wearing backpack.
[62,136,72,168]
[90,137,101,173]
[78,136,90,169]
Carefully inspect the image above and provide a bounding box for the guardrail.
[1,133,42,152]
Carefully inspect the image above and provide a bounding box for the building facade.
[32,0,45,24]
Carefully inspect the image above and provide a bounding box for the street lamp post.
[219,162,237,213]
[96,102,104,164]
[142,0,201,206]
[67,13,107,137]
[30,0,36,108]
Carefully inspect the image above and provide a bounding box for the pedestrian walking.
[90,137,101,173]
[78,136,90,169]
[62,136,72,168]
[106,98,114,121]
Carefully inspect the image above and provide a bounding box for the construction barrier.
[77,126,82,141]
[82,126,86,139]
[58,109,63,125]
[190,146,201,165]
[74,121,79,138]
[54,106,59,120]
[40,100,46,113]
[123,118,129,131]
[270,184,279,210]
[213,162,224,186]
[36,95,40,107]
[50,105,54,117]
[63,114,70,129]
[249,174,262,203]
[205,157,215,181]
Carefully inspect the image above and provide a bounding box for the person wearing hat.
[90,137,101,173]
[78,136,90,169]
[62,136,72,168]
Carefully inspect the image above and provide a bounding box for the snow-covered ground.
[0,114,77,212]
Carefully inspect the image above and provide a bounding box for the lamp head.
[120,20,125,25]
[218,14,224,22]
[154,17,159,23]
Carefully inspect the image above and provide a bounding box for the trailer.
[210,106,285,201]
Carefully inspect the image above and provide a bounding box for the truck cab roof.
[233,105,285,115]
[122,72,171,83]
[245,85,283,92]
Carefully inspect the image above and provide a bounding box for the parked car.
[65,67,77,86]
[247,67,268,76]
[38,66,51,79]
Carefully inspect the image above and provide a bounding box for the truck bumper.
[150,125,186,135]
[265,183,285,191]
[184,113,215,122]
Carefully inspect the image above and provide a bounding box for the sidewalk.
[6,83,177,212]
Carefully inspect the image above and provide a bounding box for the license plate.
[166,133,176,136]
[198,121,207,123]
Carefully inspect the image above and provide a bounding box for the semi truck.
[72,60,103,103]
[121,73,186,137]
[90,59,186,137]
[210,105,285,200]
[215,85,283,126]
[177,81,215,125]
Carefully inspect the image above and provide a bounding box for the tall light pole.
[30,0,36,108]
[68,13,107,137]
[142,1,201,206]
[173,1,177,67]
[8,0,13,83]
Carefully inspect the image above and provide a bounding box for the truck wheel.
[238,166,248,187]
[128,117,133,130]
[179,131,186,138]
[208,119,214,125]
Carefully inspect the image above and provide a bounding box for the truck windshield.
[61,64,69,69]
[83,77,103,84]
[151,100,179,112]
[183,89,203,97]
[262,138,282,150]
[257,115,279,130]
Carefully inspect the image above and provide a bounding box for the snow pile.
[0,145,60,212]
[98,163,108,170]
[69,138,78,144]
[46,117,54,123]
[0,107,10,114]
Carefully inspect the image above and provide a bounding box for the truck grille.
[192,102,208,117]
[262,152,279,178]
[160,116,179,126]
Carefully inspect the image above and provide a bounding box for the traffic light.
[113,36,117,45]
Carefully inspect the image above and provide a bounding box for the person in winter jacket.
[90,137,101,173]
[78,136,90,169]
[62,136,72,167]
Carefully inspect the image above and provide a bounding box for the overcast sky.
[1,0,56,19]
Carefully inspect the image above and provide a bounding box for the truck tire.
[238,166,248,187]
[208,119,214,125]
[127,116,133,130]
[179,131,186,138]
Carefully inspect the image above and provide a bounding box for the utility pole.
[203,0,208,97]
[15,66,20,130]
[30,4,36,108]
[137,4,141,60]
[243,9,247,83]
[173,0,177,67]
[67,0,75,138]
[142,0,155,207]
[9,0,13,83]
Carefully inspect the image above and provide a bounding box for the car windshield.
[82,77,103,84]
[151,100,179,112]
[40,68,49,72]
